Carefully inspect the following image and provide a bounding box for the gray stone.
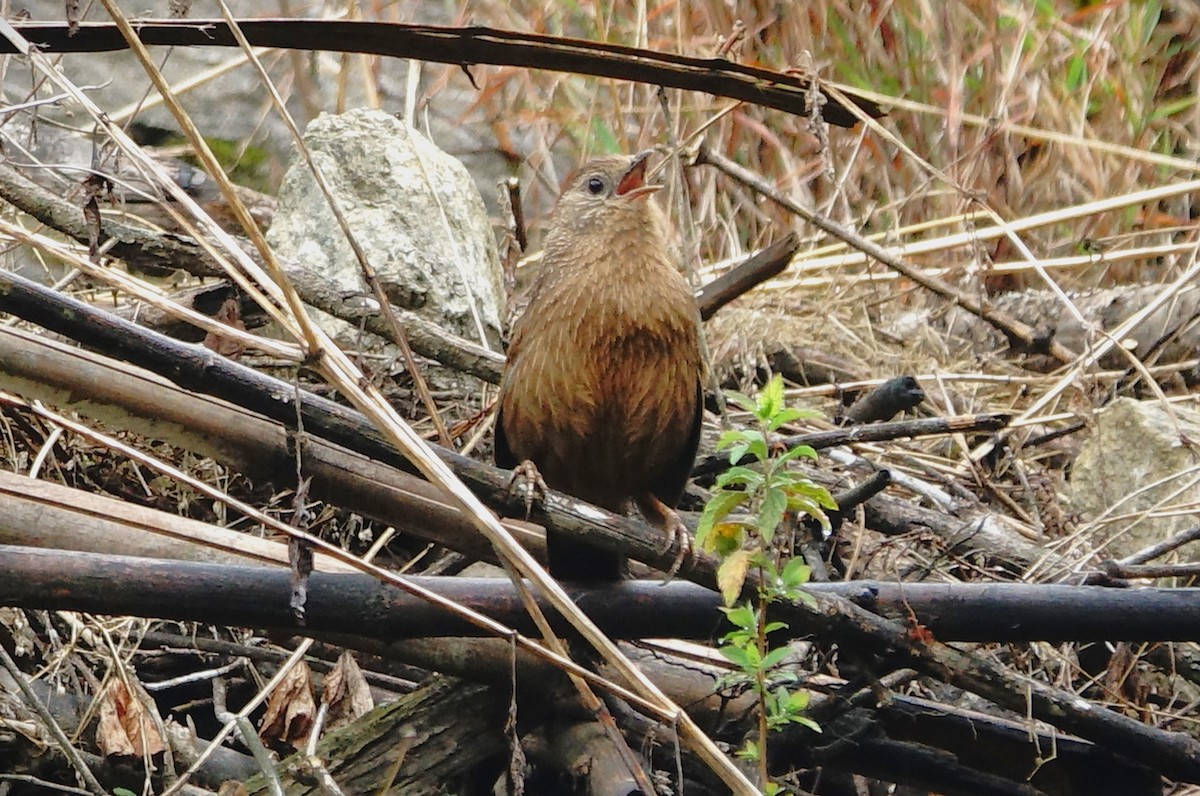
[1068,397,1200,561]
[268,108,504,348]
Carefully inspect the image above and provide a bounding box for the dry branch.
[779,695,1160,796]
[0,468,360,571]
[1,19,882,127]
[692,412,1010,477]
[0,326,541,564]
[696,233,800,320]
[693,144,1081,365]
[4,544,1200,643]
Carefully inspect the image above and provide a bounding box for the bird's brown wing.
[493,292,537,472]
[648,380,704,507]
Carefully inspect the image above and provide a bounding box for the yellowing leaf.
[709,521,746,556]
[717,549,751,605]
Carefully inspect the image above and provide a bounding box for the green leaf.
[791,715,822,733]
[759,487,788,541]
[762,620,788,635]
[777,443,819,464]
[740,430,768,464]
[747,547,773,571]
[714,522,751,556]
[759,374,786,420]
[812,485,839,510]
[787,494,832,526]
[794,588,818,609]
[740,642,762,670]
[781,557,812,588]
[721,632,755,653]
[722,603,756,631]
[762,646,792,670]
[724,390,757,413]
[735,739,760,761]
[715,466,762,489]
[767,406,820,431]
[717,643,752,670]
[728,441,750,465]
[719,639,763,674]
[715,428,746,450]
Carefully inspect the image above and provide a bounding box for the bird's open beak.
[615,150,662,199]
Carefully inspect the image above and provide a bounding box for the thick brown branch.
[5,545,1200,643]
[695,233,799,320]
[5,20,881,127]
[0,326,533,565]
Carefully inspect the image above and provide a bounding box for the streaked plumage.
[495,152,703,580]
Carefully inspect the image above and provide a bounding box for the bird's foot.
[638,493,692,581]
[507,460,547,520]
[661,512,692,581]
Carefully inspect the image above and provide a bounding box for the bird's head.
[551,151,664,234]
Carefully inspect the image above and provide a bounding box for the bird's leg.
[636,493,692,580]
[507,459,548,519]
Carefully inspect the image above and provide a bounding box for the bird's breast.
[499,261,701,507]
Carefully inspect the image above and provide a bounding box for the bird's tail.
[546,533,625,581]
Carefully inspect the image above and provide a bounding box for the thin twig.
[693,143,1079,365]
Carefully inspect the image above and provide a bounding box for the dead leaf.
[202,297,247,357]
[259,661,317,749]
[66,0,81,35]
[322,650,374,730]
[96,679,165,758]
[80,174,111,258]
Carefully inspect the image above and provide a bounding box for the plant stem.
[755,579,770,788]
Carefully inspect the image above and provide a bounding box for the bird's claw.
[507,460,547,520]
[660,511,692,582]
[637,493,693,581]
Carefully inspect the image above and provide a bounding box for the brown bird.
[495,151,704,581]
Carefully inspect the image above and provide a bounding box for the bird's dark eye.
[586,176,605,195]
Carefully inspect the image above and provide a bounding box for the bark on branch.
[2,19,882,126]
[3,545,1199,643]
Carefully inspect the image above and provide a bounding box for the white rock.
[1068,397,1200,561]
[268,108,504,348]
